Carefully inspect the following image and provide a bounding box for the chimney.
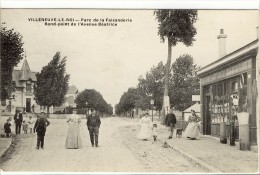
[217,29,227,58]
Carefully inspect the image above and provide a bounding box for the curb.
[0,136,15,159]
[164,140,223,173]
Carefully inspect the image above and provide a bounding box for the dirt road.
[0,117,205,173]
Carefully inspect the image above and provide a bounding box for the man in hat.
[165,108,177,139]
[14,110,23,135]
[86,108,101,147]
[34,112,50,149]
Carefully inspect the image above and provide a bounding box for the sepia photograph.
[0,4,259,174]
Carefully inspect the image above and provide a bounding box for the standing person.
[183,109,201,140]
[137,112,151,140]
[65,108,82,149]
[22,117,28,134]
[4,119,12,138]
[86,108,101,147]
[14,110,23,135]
[28,116,35,134]
[165,108,177,139]
[152,123,158,141]
[33,112,50,149]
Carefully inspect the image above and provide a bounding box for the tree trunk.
[161,38,172,125]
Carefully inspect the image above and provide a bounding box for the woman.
[183,109,201,140]
[65,108,82,149]
[137,112,151,140]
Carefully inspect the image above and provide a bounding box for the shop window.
[210,81,230,124]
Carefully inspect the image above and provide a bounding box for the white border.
[0,0,259,9]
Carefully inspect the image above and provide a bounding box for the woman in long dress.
[137,112,151,140]
[183,109,201,140]
[65,108,82,149]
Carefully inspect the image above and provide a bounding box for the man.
[14,110,23,135]
[33,112,50,149]
[165,108,177,139]
[86,108,101,147]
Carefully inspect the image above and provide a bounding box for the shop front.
[198,40,258,150]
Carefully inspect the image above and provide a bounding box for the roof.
[12,59,37,87]
[198,39,258,77]
[67,85,78,94]
[183,102,201,113]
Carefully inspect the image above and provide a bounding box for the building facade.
[3,59,42,114]
[198,29,258,150]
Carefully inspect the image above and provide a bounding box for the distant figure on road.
[165,108,177,139]
[137,112,151,140]
[183,109,200,140]
[87,108,101,147]
[4,119,12,138]
[34,113,50,149]
[65,108,82,149]
[14,110,23,135]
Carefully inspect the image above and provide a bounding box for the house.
[2,59,42,114]
[197,29,258,151]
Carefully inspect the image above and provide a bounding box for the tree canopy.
[75,89,113,116]
[1,23,24,101]
[34,52,70,115]
[116,55,200,115]
[154,10,198,47]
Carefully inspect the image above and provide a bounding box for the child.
[22,118,28,134]
[4,119,11,138]
[28,116,35,134]
[152,123,158,141]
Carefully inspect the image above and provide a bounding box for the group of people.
[65,108,101,149]
[4,110,35,138]
[136,108,201,141]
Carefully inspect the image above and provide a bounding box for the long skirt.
[137,124,150,140]
[183,122,200,139]
[65,123,82,149]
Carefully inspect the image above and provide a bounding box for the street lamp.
[150,99,154,122]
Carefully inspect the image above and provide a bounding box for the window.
[26,81,32,92]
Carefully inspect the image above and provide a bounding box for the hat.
[191,109,196,113]
[90,108,96,112]
[73,108,77,111]
[144,112,149,115]
[29,116,32,118]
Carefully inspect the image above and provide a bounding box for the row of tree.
[115,54,200,115]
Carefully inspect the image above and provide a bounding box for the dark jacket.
[4,123,11,133]
[33,117,50,133]
[14,113,23,124]
[87,114,101,128]
[165,113,176,126]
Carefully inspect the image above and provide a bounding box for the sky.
[1,9,259,107]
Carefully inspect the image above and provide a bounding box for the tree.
[34,52,70,117]
[75,89,112,116]
[137,61,165,111]
[154,10,197,124]
[116,87,140,116]
[169,54,200,111]
[1,23,24,102]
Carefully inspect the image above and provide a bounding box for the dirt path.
[0,117,146,172]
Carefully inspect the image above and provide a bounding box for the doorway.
[204,95,211,135]
[26,98,31,112]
